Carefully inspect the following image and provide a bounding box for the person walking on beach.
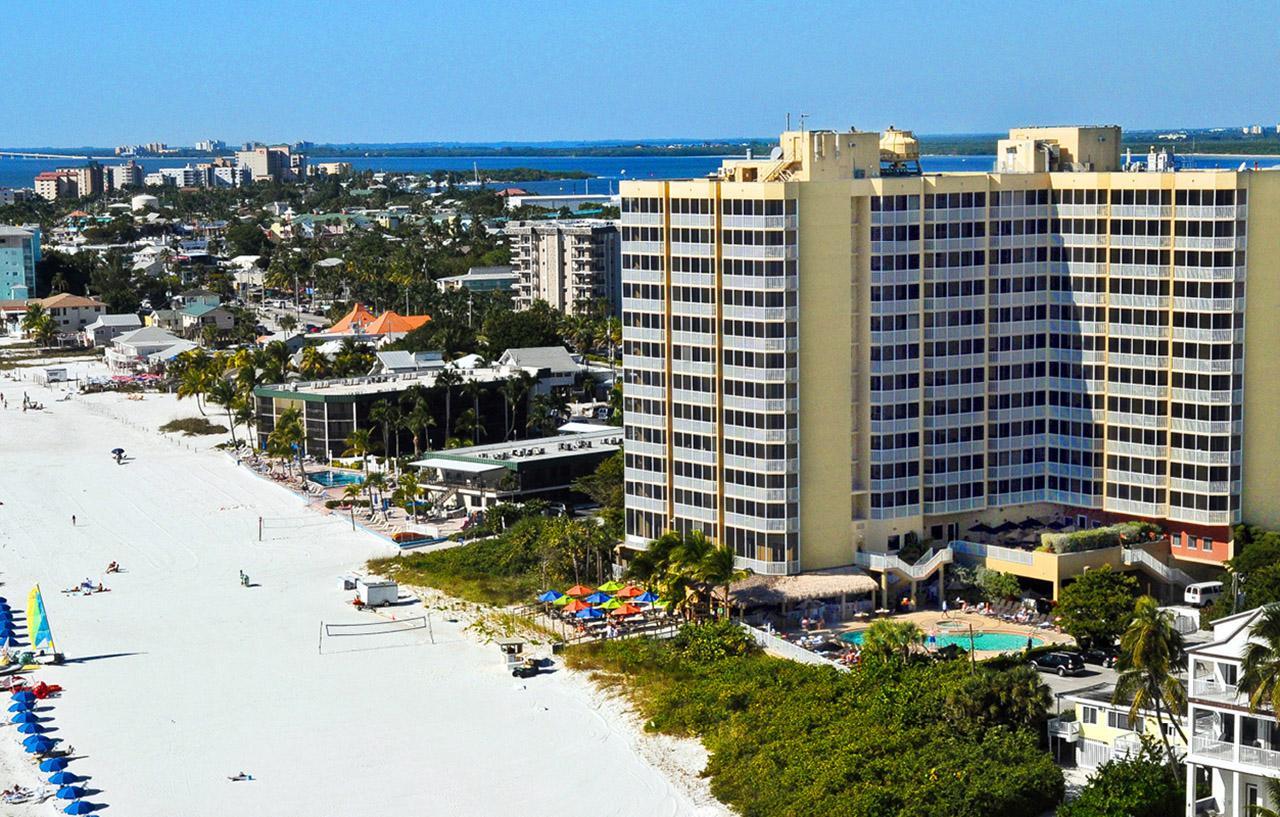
[71,515,75,527]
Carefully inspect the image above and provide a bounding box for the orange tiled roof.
[364,310,430,335]
[327,303,377,333]
[39,293,107,308]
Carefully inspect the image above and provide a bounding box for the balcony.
[1047,716,1081,742]
[1191,736,1280,771]
[1190,678,1240,703]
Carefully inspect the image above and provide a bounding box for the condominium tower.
[620,125,1280,577]
[505,220,621,315]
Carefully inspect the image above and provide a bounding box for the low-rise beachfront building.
[1184,607,1280,817]
[253,349,588,460]
[1048,682,1186,771]
[411,424,622,513]
[179,303,236,337]
[38,293,107,333]
[83,313,142,347]
[105,327,197,373]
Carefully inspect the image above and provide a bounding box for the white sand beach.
[0,371,725,816]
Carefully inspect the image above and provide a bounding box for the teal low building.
[0,225,39,300]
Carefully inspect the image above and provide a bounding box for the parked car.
[1029,651,1086,677]
[1080,647,1119,668]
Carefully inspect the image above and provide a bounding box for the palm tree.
[364,472,388,512]
[1241,604,1280,717]
[266,405,306,477]
[860,619,924,664]
[30,314,58,348]
[462,378,487,444]
[1114,595,1188,777]
[395,470,421,522]
[626,530,745,621]
[298,346,330,380]
[434,367,462,440]
[279,314,298,334]
[174,351,212,416]
[596,315,622,373]
[452,408,482,447]
[404,400,436,456]
[207,377,242,447]
[20,303,48,336]
[499,372,533,441]
[343,428,374,474]
[369,400,398,470]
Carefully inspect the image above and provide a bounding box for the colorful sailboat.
[26,586,54,651]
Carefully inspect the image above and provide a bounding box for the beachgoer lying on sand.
[228,772,253,782]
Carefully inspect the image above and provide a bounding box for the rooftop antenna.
[799,113,809,132]
[786,112,791,131]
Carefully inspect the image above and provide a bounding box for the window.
[1186,536,1198,550]
[1081,706,1098,725]
[887,534,901,552]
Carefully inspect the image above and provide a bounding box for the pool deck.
[830,610,1074,657]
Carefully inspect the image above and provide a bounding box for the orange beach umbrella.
[610,603,643,617]
[616,585,644,599]
[565,584,595,597]
[563,599,593,613]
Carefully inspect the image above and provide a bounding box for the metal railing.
[854,546,953,581]
[949,539,1035,566]
[1122,547,1196,586]
[1047,717,1081,742]
[740,624,848,671]
[1190,678,1240,701]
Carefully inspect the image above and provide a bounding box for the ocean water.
[2,152,1277,193]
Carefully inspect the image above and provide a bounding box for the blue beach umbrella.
[11,691,35,704]
[12,710,39,723]
[536,590,563,603]
[2,634,21,648]
[39,757,69,772]
[23,736,54,753]
[575,607,605,619]
[635,591,659,603]
[583,592,612,604]
[48,771,80,785]
[64,802,95,815]
[8,701,34,713]
[56,786,86,800]
[18,722,47,734]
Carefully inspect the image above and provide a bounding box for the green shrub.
[671,621,758,663]
[1042,521,1162,554]
[159,417,228,436]
[1058,738,1182,817]
[567,632,1064,817]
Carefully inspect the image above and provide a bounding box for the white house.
[1185,606,1280,816]
[37,293,107,334]
[106,327,195,373]
[83,313,142,347]
[496,346,581,394]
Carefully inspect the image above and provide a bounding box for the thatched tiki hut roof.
[726,566,878,607]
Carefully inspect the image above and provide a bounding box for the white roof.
[557,421,609,433]
[114,326,184,346]
[411,457,505,474]
[88,314,142,329]
[498,346,577,372]
[148,340,198,361]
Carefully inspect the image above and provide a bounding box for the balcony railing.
[1047,717,1081,742]
[1190,678,1239,701]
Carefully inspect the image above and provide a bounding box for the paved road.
[1041,664,1119,703]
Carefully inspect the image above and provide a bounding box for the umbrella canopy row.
[13,687,99,814]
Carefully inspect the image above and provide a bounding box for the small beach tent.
[575,607,605,619]
[597,581,625,592]
[584,592,612,605]
[610,603,643,617]
[536,590,563,603]
[12,710,40,723]
[616,585,644,599]
[635,591,659,604]
[565,584,594,597]
[56,786,86,800]
[39,757,69,773]
[563,599,592,613]
[599,598,623,610]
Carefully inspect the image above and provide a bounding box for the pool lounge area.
[307,470,365,488]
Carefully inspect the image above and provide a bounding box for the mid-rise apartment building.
[1185,606,1280,816]
[0,225,39,300]
[34,164,105,201]
[620,125,1280,577]
[505,220,621,314]
[235,145,305,183]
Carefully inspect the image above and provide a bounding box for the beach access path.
[0,373,719,816]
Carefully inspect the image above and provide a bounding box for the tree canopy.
[1056,565,1140,649]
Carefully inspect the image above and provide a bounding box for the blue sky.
[6,0,1278,146]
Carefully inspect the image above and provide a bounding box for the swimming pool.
[307,471,365,488]
[839,630,1040,652]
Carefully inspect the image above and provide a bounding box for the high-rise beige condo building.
[620,125,1280,599]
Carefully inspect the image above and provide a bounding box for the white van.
[1184,581,1224,608]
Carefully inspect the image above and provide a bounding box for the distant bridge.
[0,150,99,161]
